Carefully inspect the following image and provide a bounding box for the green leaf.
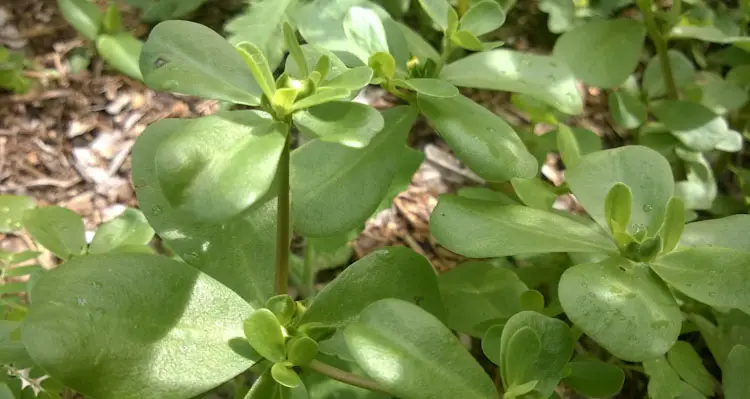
[510,177,557,210]
[88,208,154,254]
[140,20,262,105]
[272,363,302,388]
[0,320,32,366]
[503,327,541,388]
[306,231,358,272]
[659,197,685,253]
[323,66,373,90]
[460,0,505,37]
[286,335,318,366]
[23,207,86,260]
[244,309,286,362]
[437,261,527,336]
[343,298,497,399]
[642,50,696,99]
[132,116,278,306]
[604,182,632,236]
[343,6,390,61]
[417,0,451,30]
[552,19,645,88]
[225,0,294,71]
[300,247,444,328]
[368,52,396,79]
[125,0,206,21]
[236,42,276,100]
[395,78,458,98]
[431,195,616,258]
[457,187,519,204]
[609,90,647,129]
[0,195,35,233]
[57,0,102,41]
[418,94,537,182]
[291,106,416,237]
[153,111,286,223]
[520,290,545,312]
[563,360,625,398]
[644,357,684,399]
[293,102,384,148]
[675,148,719,210]
[650,248,750,314]
[556,123,582,169]
[449,30,485,51]
[481,324,504,366]
[652,100,740,153]
[95,33,143,80]
[724,345,750,399]
[101,4,122,34]
[558,258,682,361]
[539,0,575,33]
[667,341,715,396]
[669,25,750,52]
[440,50,583,114]
[504,380,538,399]
[678,214,750,252]
[266,295,297,326]
[246,369,281,399]
[21,253,257,399]
[285,45,349,81]
[290,87,351,111]
[566,145,675,237]
[700,77,749,115]
[500,311,573,396]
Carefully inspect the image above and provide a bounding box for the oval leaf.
[343,298,497,399]
[563,360,625,398]
[459,0,506,37]
[89,208,154,254]
[552,19,645,88]
[667,341,715,396]
[438,261,528,337]
[566,145,675,236]
[21,253,257,399]
[132,117,278,306]
[440,50,583,115]
[500,311,573,396]
[417,0,451,31]
[724,344,750,399]
[300,247,444,328]
[652,100,737,153]
[244,309,286,363]
[153,111,286,223]
[609,90,647,129]
[398,78,458,98]
[0,195,35,233]
[58,0,102,41]
[418,94,538,182]
[678,215,750,252]
[650,247,750,314]
[559,259,682,361]
[96,33,143,80]
[431,195,616,258]
[344,6,390,61]
[323,66,373,90]
[140,20,262,105]
[291,106,416,237]
[642,50,695,99]
[23,207,86,260]
[292,102,384,148]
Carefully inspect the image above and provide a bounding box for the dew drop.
[91,281,103,289]
[77,297,87,306]
[642,204,653,212]
[162,80,179,90]
[708,292,717,298]
[151,206,163,216]
[153,57,168,68]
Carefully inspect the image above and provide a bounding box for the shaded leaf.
[23,207,86,260]
[552,19,645,88]
[642,50,696,99]
[652,100,740,153]
[21,253,257,399]
[293,102,384,148]
[438,261,527,336]
[343,299,497,399]
[460,0,506,37]
[417,0,451,30]
[225,0,294,71]
[724,345,750,399]
[609,90,647,129]
[563,360,625,398]
[667,341,715,396]
[559,259,682,361]
[644,357,683,399]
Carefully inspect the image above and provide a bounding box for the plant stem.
[307,359,390,395]
[274,134,291,296]
[435,37,454,76]
[637,0,679,100]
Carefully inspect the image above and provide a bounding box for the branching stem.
[637,0,679,100]
[307,359,390,395]
[274,133,291,296]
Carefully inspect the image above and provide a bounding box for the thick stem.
[307,359,390,395]
[434,37,454,76]
[638,0,679,100]
[274,135,291,296]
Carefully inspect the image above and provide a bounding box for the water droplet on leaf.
[162,80,179,90]
[77,297,87,306]
[642,204,653,212]
[151,206,163,216]
[153,57,168,68]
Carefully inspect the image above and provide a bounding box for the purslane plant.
[6,0,750,398]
